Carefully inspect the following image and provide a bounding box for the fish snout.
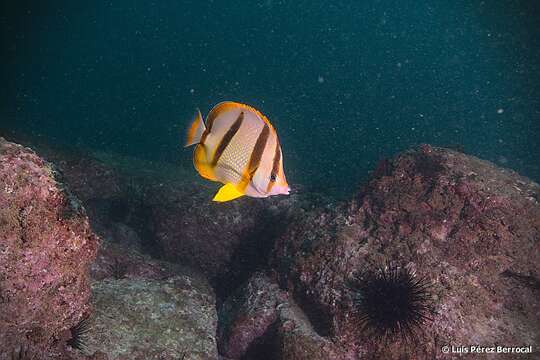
[279,184,291,196]
[269,183,290,196]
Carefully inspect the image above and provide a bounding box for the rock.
[90,238,179,282]
[277,301,352,360]
[26,143,322,303]
[43,152,144,252]
[217,273,286,359]
[271,145,540,358]
[33,144,293,299]
[217,273,351,360]
[84,228,218,360]
[84,274,218,360]
[42,150,125,204]
[144,180,303,299]
[0,138,99,358]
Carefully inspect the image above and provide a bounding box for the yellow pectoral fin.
[213,183,245,202]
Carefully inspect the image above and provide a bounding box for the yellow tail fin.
[185,109,206,147]
[213,183,245,202]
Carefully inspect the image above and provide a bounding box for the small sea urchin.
[350,264,433,341]
[67,316,91,351]
[107,257,128,279]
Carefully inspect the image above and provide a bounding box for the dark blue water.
[2,1,539,196]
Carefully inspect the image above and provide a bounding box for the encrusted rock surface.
[85,200,219,360]
[217,273,285,359]
[277,301,352,360]
[143,180,304,298]
[90,239,174,282]
[84,274,218,360]
[44,151,125,204]
[85,200,220,359]
[0,137,99,358]
[217,273,352,360]
[4,135,538,360]
[271,145,540,358]
[37,142,308,301]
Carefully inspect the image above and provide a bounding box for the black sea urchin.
[351,264,432,341]
[67,316,91,351]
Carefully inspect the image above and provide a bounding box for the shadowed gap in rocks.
[85,196,163,258]
[214,210,290,303]
[126,200,163,258]
[241,321,280,360]
[108,198,129,222]
[292,288,334,338]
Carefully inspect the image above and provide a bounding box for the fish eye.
[270,173,277,182]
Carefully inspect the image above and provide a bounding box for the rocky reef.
[0,138,221,360]
[141,180,293,297]
[0,138,99,359]
[86,274,217,359]
[1,136,538,359]
[267,144,540,358]
[217,273,352,360]
[218,145,539,359]
[87,236,219,360]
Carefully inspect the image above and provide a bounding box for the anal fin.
[213,183,245,202]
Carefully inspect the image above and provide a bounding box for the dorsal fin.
[207,101,276,132]
[185,109,205,147]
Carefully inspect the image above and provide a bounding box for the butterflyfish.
[184,101,290,202]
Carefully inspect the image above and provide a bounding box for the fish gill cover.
[1,0,539,198]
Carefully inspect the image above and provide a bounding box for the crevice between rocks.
[240,321,280,360]
[291,288,334,338]
[214,209,290,303]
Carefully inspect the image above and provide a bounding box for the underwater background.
[1,0,539,197]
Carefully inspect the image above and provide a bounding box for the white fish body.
[185,101,290,202]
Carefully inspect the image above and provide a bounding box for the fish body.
[185,101,290,202]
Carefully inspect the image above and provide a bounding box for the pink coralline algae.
[0,138,99,359]
[3,136,539,359]
[270,145,540,359]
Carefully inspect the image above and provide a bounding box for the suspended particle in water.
[498,156,508,164]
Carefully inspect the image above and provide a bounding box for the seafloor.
[0,136,539,360]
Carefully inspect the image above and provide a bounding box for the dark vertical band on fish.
[240,124,270,191]
[267,137,282,192]
[211,112,244,166]
[249,124,270,176]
